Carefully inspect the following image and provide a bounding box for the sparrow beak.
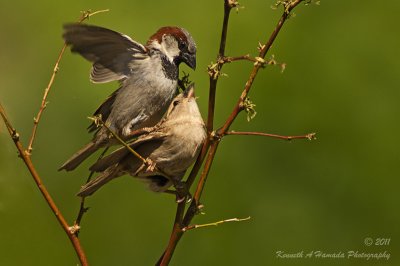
[184,83,196,98]
[182,52,196,70]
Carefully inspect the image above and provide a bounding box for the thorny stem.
[158,0,307,265]
[0,103,88,266]
[26,9,109,155]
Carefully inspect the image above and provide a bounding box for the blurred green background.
[1,0,399,265]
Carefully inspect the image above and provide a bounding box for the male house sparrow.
[77,84,206,196]
[59,24,196,171]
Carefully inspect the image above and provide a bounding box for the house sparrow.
[59,24,196,171]
[77,84,206,197]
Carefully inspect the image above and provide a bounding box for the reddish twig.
[0,103,88,266]
[26,9,109,155]
[225,131,316,141]
[185,0,240,206]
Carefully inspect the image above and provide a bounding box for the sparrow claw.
[173,181,192,203]
[163,188,192,203]
[129,126,157,138]
[176,195,186,203]
[145,158,156,172]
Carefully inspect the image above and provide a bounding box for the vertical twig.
[157,1,237,265]
[206,0,236,132]
[186,0,237,197]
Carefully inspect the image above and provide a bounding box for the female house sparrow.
[77,84,206,196]
[59,24,196,171]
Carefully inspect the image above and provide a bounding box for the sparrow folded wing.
[87,87,121,133]
[89,131,169,172]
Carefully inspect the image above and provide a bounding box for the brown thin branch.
[26,9,109,155]
[185,0,240,211]
[157,1,237,265]
[225,131,316,141]
[156,125,215,266]
[155,202,186,266]
[207,0,238,132]
[0,103,88,266]
[157,141,220,266]
[191,141,220,202]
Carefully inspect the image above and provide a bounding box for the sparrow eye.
[178,41,187,51]
[173,100,179,106]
